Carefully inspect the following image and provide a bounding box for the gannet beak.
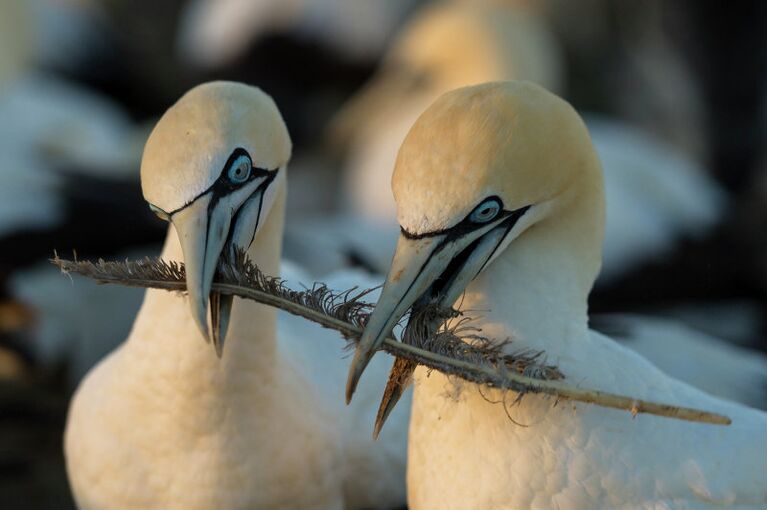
[172,195,232,347]
[345,234,447,401]
[346,206,531,404]
[171,171,277,355]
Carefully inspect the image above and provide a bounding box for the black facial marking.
[401,196,517,241]
[220,163,276,257]
[164,147,278,217]
[248,190,266,248]
[387,200,530,317]
[474,206,530,275]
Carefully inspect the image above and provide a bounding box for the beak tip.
[213,337,224,358]
[344,377,357,405]
[190,300,211,344]
[211,321,226,358]
[372,400,391,439]
[211,293,232,359]
[345,348,374,404]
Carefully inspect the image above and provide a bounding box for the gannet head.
[347,81,602,401]
[140,81,291,354]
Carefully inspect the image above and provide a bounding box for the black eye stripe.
[401,195,527,240]
[384,202,530,319]
[162,147,278,217]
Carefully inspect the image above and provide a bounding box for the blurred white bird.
[0,0,142,236]
[65,82,407,509]
[0,71,149,379]
[586,115,726,282]
[347,82,767,508]
[0,0,155,389]
[176,0,418,68]
[593,313,767,410]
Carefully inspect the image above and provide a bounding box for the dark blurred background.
[1,0,766,507]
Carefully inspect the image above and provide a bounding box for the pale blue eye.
[228,155,251,184]
[470,200,500,223]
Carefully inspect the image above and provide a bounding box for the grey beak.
[172,194,232,346]
[346,215,518,405]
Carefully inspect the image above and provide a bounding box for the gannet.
[325,0,723,283]
[65,81,408,509]
[347,82,767,508]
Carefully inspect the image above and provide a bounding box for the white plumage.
[278,261,408,507]
[595,313,767,410]
[65,82,407,509]
[346,82,767,508]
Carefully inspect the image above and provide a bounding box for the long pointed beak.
[172,194,232,345]
[345,234,448,402]
[346,217,518,404]
[169,172,276,354]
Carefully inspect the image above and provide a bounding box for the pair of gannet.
[346,81,767,508]
[65,82,408,509]
[326,0,723,284]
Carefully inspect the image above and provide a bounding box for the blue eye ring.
[228,154,252,184]
[470,199,501,223]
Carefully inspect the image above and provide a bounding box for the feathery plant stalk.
[51,253,731,426]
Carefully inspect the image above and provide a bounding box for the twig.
[50,254,732,426]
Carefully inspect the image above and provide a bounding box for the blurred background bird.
[1,0,766,508]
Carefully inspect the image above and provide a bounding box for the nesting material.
[51,252,731,426]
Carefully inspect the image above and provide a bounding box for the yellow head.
[347,81,604,400]
[140,81,291,354]
[393,81,599,234]
[141,81,290,213]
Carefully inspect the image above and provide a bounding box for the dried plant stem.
[52,256,731,426]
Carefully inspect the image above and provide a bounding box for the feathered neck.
[456,170,604,354]
[122,184,286,385]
